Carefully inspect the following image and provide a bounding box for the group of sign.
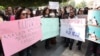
[0,16,59,56]
[0,10,100,56]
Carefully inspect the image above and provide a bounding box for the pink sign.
[0,16,42,56]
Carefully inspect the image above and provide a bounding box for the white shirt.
[49,12,55,17]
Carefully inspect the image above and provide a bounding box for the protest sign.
[60,19,86,42]
[41,18,59,41]
[49,1,59,9]
[0,17,42,56]
[87,10,100,43]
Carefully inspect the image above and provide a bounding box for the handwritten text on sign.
[0,17,42,56]
[61,19,85,25]
[49,1,59,9]
[60,18,86,42]
[66,28,80,38]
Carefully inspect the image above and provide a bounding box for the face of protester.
[7,7,13,15]
[69,10,75,18]
[61,8,64,14]
[45,8,49,15]
[27,9,31,15]
[79,10,83,15]
[26,9,32,18]
[66,7,70,13]
[49,10,56,17]
[20,10,27,19]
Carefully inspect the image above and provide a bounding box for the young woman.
[15,8,29,56]
[43,7,50,18]
[42,7,51,49]
[64,9,76,50]
[49,9,58,45]
[26,8,34,18]
[42,7,58,49]
[59,7,68,19]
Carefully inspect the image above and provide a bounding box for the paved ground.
[31,37,88,56]
[61,40,88,56]
[31,37,66,56]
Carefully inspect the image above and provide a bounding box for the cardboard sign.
[41,18,59,41]
[0,17,42,56]
[87,10,100,43]
[60,19,86,42]
[49,1,59,9]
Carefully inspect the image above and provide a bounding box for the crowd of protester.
[0,5,100,56]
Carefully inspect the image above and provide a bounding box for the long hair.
[27,8,34,17]
[15,8,25,20]
[77,8,82,15]
[42,7,50,17]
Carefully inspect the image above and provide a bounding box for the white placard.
[49,1,59,9]
[60,18,86,42]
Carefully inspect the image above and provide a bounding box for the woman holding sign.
[15,8,33,56]
[64,9,76,50]
[43,7,52,49]
[58,7,68,19]
[49,9,58,45]
[43,7,58,49]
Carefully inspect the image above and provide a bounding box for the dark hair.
[35,8,41,16]
[77,8,82,15]
[27,8,34,17]
[14,6,21,10]
[15,8,26,20]
[6,6,14,15]
[42,7,50,17]
[64,6,67,14]
[50,9,57,13]
[83,7,88,14]
[0,11,9,21]
[49,9,57,17]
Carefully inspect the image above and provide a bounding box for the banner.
[87,10,100,43]
[41,18,59,41]
[0,17,42,56]
[60,19,86,42]
[49,1,59,9]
